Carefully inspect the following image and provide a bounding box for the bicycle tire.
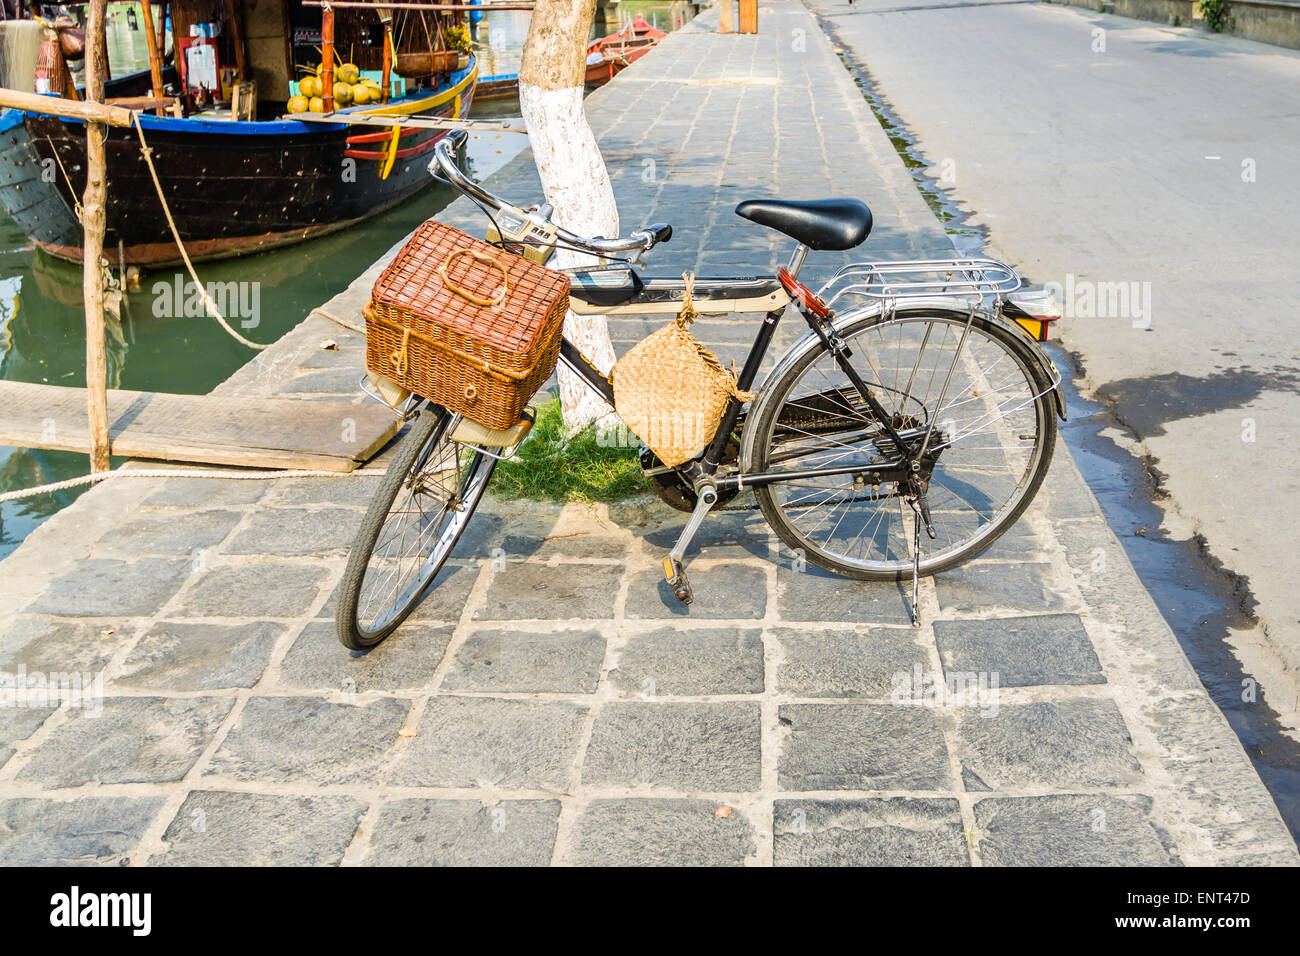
[336,405,496,650]
[749,307,1057,580]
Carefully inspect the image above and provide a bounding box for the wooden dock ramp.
[0,381,403,473]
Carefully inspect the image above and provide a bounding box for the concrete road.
[805,0,1300,725]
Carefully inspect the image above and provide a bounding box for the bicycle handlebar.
[430,131,670,257]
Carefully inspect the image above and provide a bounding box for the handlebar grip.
[646,223,672,245]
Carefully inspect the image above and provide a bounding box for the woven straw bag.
[611,274,752,467]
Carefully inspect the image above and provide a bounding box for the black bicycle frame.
[556,284,914,491]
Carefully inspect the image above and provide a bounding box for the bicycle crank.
[661,484,719,605]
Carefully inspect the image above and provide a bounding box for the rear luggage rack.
[818,257,1021,309]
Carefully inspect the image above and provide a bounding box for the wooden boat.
[0,1,477,268]
[584,14,666,86]
[474,72,519,104]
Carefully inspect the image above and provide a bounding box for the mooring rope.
[0,465,389,505]
[44,135,84,222]
[130,112,270,351]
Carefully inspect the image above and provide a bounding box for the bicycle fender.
[740,303,1065,472]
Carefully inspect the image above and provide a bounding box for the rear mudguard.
[740,301,1066,472]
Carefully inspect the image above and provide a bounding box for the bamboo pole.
[59,48,79,101]
[380,29,392,103]
[223,0,248,83]
[379,6,393,104]
[82,0,111,474]
[0,88,135,126]
[157,0,168,57]
[137,0,166,115]
[321,5,335,112]
[287,110,512,130]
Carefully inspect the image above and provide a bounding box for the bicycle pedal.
[663,557,693,605]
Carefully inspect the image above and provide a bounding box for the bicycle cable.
[431,165,640,265]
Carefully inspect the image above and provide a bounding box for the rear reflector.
[1005,288,1061,341]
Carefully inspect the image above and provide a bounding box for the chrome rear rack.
[818,257,1021,309]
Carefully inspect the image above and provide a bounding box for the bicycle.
[336,129,1065,650]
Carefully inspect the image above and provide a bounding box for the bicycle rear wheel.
[749,308,1056,579]
[337,405,496,650]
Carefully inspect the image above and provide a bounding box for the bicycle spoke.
[758,313,1051,576]
[346,411,496,640]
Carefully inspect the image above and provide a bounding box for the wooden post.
[82,0,111,475]
[379,7,394,104]
[738,0,757,33]
[719,0,735,33]
[223,0,248,83]
[137,0,166,115]
[59,49,79,101]
[321,4,335,112]
[157,0,169,56]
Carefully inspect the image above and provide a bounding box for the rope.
[310,307,365,334]
[0,465,389,505]
[129,112,270,351]
[44,135,84,222]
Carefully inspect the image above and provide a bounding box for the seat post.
[786,243,809,279]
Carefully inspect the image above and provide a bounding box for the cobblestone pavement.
[0,2,1295,865]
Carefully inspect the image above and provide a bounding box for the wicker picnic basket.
[364,221,570,429]
[611,274,752,467]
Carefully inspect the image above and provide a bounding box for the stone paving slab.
[154,791,367,867]
[773,798,970,867]
[0,1,1295,867]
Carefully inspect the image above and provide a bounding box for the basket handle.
[364,307,533,383]
[388,327,410,377]
[438,248,510,308]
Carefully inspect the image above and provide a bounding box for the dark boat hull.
[2,62,476,268]
[0,110,82,248]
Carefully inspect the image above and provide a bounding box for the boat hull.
[0,110,83,248]
[584,44,655,86]
[3,63,476,268]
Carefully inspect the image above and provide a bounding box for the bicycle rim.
[352,410,494,642]
[754,311,1055,577]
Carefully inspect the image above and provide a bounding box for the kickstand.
[663,485,719,605]
[908,497,923,628]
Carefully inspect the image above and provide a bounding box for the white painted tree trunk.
[518,0,620,434]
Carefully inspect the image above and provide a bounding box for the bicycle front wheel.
[337,405,496,650]
[750,308,1056,579]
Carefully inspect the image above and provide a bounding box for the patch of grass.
[490,398,650,502]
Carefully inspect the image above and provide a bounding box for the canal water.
[0,2,696,561]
